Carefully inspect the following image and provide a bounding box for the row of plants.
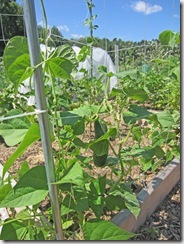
[0,1,180,241]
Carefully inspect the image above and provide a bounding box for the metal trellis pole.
[22,0,64,240]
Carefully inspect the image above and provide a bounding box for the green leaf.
[61,195,75,216]
[0,166,48,208]
[132,126,142,144]
[77,46,90,62]
[3,36,31,90]
[124,88,148,102]
[87,176,106,218]
[62,220,74,230]
[0,124,28,146]
[60,111,85,135]
[156,111,175,128]
[0,109,31,146]
[74,187,89,212]
[2,123,40,180]
[90,139,109,156]
[123,105,154,124]
[54,162,84,186]
[47,57,73,79]
[172,66,180,81]
[90,175,106,196]
[105,195,126,211]
[82,219,136,240]
[0,183,12,202]
[117,69,138,79]
[53,44,77,66]
[0,219,27,240]
[159,30,175,46]
[88,194,104,218]
[17,161,30,179]
[73,137,88,148]
[123,191,140,218]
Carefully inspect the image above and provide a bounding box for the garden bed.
[0,138,180,240]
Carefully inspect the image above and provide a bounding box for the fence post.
[115,44,119,73]
[22,0,64,240]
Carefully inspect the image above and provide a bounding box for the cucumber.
[93,118,109,167]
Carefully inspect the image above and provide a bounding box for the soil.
[0,115,180,241]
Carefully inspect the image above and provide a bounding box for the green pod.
[93,118,109,167]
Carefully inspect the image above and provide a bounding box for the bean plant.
[0,1,180,240]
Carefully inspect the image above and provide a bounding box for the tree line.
[0,0,179,68]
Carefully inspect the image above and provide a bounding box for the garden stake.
[22,0,64,240]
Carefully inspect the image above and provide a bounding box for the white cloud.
[57,25,69,32]
[131,1,162,15]
[71,34,84,39]
[173,14,180,18]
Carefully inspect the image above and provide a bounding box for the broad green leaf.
[3,36,31,90]
[90,127,117,145]
[3,36,29,69]
[77,46,90,62]
[0,125,28,146]
[82,219,136,240]
[123,191,140,218]
[123,105,155,124]
[0,166,48,208]
[172,66,180,81]
[60,111,82,126]
[132,126,142,144]
[125,88,148,102]
[60,195,75,216]
[156,111,175,128]
[53,44,77,66]
[117,69,138,79]
[47,57,73,79]
[73,137,88,148]
[90,139,109,156]
[0,109,31,146]
[159,30,175,46]
[152,130,176,146]
[7,54,31,88]
[60,111,85,135]
[73,187,89,212]
[0,219,27,240]
[73,105,93,117]
[87,176,106,218]
[62,220,74,230]
[106,156,119,166]
[121,145,164,160]
[17,161,30,179]
[54,162,84,186]
[15,209,31,220]
[88,194,104,218]
[105,195,126,211]
[2,123,40,180]
[0,183,12,201]
[90,175,106,196]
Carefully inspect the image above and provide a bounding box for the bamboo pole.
[22,0,64,240]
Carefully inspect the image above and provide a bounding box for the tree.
[38,25,63,47]
[0,0,24,54]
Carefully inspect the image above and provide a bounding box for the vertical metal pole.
[115,44,119,73]
[22,0,64,240]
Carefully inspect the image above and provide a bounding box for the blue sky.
[17,0,180,41]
